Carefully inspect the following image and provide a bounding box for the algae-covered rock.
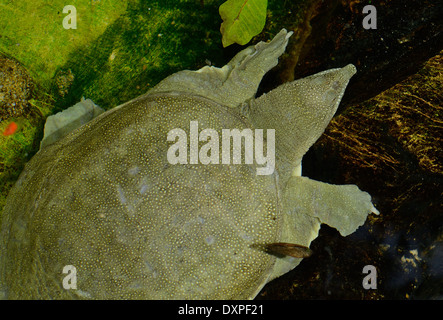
[0,55,34,121]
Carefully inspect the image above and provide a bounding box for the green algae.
[56,0,225,111]
[0,0,128,84]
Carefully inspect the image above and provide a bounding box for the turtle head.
[242,64,357,185]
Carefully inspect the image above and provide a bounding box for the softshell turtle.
[0,29,378,299]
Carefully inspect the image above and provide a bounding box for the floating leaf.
[219,0,268,47]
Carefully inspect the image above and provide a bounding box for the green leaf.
[219,0,268,47]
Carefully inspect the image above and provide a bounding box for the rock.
[0,54,34,121]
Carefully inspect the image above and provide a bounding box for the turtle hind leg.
[40,98,104,149]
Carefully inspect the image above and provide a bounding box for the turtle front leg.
[265,176,379,282]
[283,176,379,238]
